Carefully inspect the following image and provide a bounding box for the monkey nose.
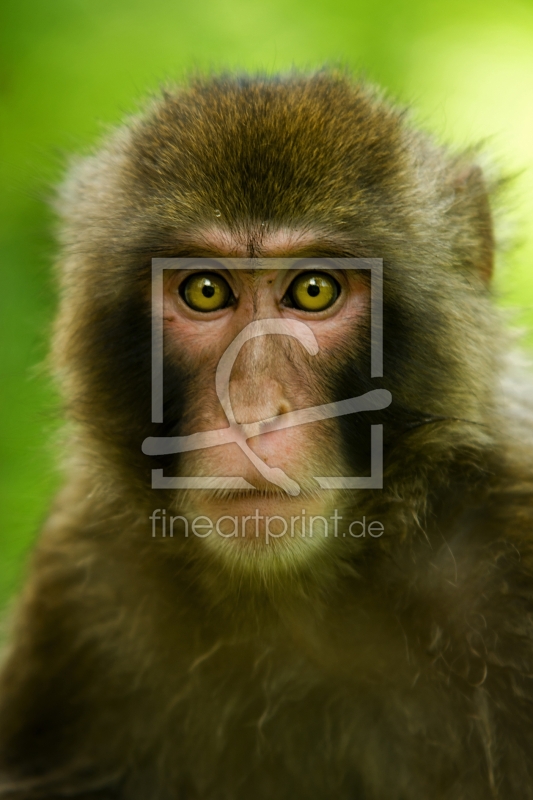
[230,380,292,426]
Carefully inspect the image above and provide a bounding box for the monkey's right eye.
[180,273,232,312]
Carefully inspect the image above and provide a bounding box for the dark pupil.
[202,283,215,298]
[307,283,320,297]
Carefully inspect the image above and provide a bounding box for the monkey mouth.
[177,474,324,504]
[170,479,342,549]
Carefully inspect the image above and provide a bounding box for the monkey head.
[52,72,498,578]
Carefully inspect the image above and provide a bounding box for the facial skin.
[159,243,370,556]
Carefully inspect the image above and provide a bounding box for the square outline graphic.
[143,258,388,491]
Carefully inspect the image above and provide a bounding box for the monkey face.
[152,258,372,559]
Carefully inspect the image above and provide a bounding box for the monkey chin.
[174,486,344,577]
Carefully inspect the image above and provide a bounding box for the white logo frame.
[142,258,390,492]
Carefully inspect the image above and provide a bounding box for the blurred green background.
[2,0,533,611]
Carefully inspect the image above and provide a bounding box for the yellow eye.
[181,273,231,312]
[289,272,339,312]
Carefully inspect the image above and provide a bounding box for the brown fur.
[1,70,533,800]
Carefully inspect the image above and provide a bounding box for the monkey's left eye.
[180,273,232,312]
[286,272,339,312]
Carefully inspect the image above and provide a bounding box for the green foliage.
[2,0,533,609]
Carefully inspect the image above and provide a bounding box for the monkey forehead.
[126,73,417,225]
[196,225,319,257]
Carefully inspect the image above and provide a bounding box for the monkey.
[1,68,533,800]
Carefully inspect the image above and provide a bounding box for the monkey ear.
[449,163,494,283]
